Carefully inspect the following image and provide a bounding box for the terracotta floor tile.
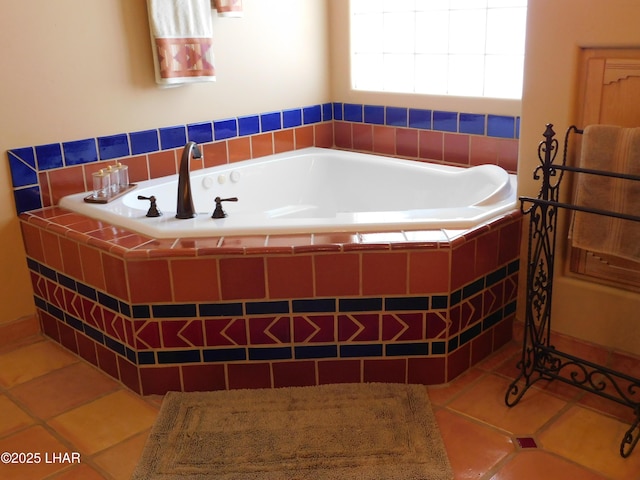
[448,374,567,435]
[538,405,640,479]
[48,391,158,455]
[0,426,71,479]
[427,368,485,407]
[436,408,513,479]
[490,450,609,480]
[0,340,78,388]
[48,464,107,479]
[92,430,150,480]
[9,362,120,419]
[0,394,34,436]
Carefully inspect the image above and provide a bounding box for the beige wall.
[0,0,329,325]
[519,0,640,355]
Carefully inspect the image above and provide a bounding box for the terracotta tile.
[353,123,373,151]
[48,464,106,480]
[373,125,396,155]
[313,232,359,246]
[92,430,151,480]
[295,125,314,149]
[9,362,119,419]
[0,341,78,388]
[334,121,352,149]
[273,361,316,387]
[127,258,172,303]
[409,250,450,294]
[498,138,519,173]
[120,154,150,183]
[314,122,334,148]
[181,364,226,391]
[48,165,86,205]
[78,244,106,290]
[476,228,500,276]
[314,253,360,296]
[267,234,312,249]
[436,408,512,478]
[140,366,181,395]
[147,150,176,179]
[318,359,361,384]
[408,357,446,384]
[444,133,470,165]
[363,358,406,383]
[396,128,419,158]
[41,229,64,271]
[448,374,567,435]
[0,426,71,478]
[267,255,314,299]
[48,390,158,455]
[362,252,408,295]
[470,135,500,166]
[102,253,129,300]
[451,240,476,289]
[251,132,274,158]
[219,256,266,300]
[20,222,45,263]
[58,236,83,279]
[539,405,640,479]
[419,130,444,161]
[274,129,295,153]
[491,449,609,480]
[0,394,34,436]
[227,363,271,389]
[427,367,486,407]
[228,137,251,163]
[170,258,219,302]
[0,316,40,349]
[203,140,228,167]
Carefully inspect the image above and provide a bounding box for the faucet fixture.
[176,141,202,219]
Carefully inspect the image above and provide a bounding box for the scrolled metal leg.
[620,411,640,458]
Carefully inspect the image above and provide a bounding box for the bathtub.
[59,147,517,239]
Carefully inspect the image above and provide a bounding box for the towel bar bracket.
[505,124,640,458]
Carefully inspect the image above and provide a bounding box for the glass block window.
[351,0,528,99]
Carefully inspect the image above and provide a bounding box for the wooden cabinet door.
[570,48,640,291]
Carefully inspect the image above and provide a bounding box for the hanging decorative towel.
[213,0,243,17]
[147,0,216,86]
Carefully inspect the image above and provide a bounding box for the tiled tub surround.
[8,102,520,216]
[19,206,521,395]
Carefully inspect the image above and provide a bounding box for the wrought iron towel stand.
[504,124,640,458]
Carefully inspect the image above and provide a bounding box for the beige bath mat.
[131,383,453,480]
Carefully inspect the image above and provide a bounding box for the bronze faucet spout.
[176,141,202,219]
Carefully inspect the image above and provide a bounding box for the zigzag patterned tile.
[249,317,291,345]
[293,315,335,343]
[382,313,424,341]
[204,318,247,346]
[338,314,380,342]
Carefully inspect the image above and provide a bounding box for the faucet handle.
[138,195,162,217]
[212,196,238,219]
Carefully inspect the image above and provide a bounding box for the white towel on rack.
[570,124,640,261]
[147,0,216,86]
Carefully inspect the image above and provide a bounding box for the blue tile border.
[27,257,517,366]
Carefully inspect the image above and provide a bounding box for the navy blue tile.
[340,344,383,358]
[460,323,482,346]
[431,295,448,309]
[199,302,243,317]
[245,301,289,315]
[35,144,63,170]
[84,324,105,343]
[248,347,292,361]
[344,103,363,122]
[40,265,57,281]
[322,103,333,121]
[462,278,485,299]
[294,345,338,359]
[58,274,76,291]
[433,111,458,132]
[450,289,462,306]
[261,111,282,132]
[214,119,238,140]
[203,348,246,362]
[14,186,42,213]
[486,266,507,287]
[130,129,159,155]
[157,349,201,364]
[63,138,98,166]
[515,117,521,139]
[333,103,343,121]
[126,347,136,363]
[385,297,429,311]
[459,113,486,135]
[448,336,459,352]
[292,298,336,313]
[283,108,302,128]
[187,122,214,144]
[47,303,64,321]
[105,336,126,356]
[508,260,520,274]
[159,125,187,149]
[238,115,260,136]
[386,107,408,127]
[408,109,432,129]
[138,351,156,365]
[152,304,197,318]
[303,104,322,124]
[487,115,515,138]
[26,258,39,272]
[483,309,503,329]
[432,341,446,355]
[505,299,517,316]
[8,153,38,188]
[386,342,429,356]
[65,313,83,332]
[132,305,151,318]
[119,301,131,317]
[98,292,120,312]
[77,283,97,301]
[364,105,385,125]
[34,297,46,310]
[98,134,130,160]
[339,298,382,312]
